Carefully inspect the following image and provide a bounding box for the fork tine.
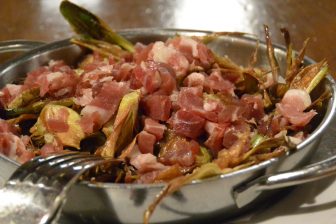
[35,156,104,187]
[9,152,87,182]
[48,158,123,187]
[20,153,97,183]
[0,152,124,224]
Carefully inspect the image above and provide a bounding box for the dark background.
[0,0,336,73]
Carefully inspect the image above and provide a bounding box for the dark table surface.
[1,0,336,73]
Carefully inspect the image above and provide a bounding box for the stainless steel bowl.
[0,29,336,224]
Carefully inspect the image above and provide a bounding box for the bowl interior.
[0,28,334,185]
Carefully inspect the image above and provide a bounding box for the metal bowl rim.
[1,28,335,190]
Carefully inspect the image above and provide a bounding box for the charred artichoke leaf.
[100,90,140,158]
[304,88,332,112]
[200,31,255,44]
[213,53,243,71]
[248,39,259,68]
[5,98,74,118]
[264,25,280,87]
[7,114,38,125]
[144,162,227,224]
[60,0,134,52]
[7,87,39,109]
[71,37,129,59]
[237,71,259,93]
[286,38,310,83]
[290,60,328,93]
[243,135,285,160]
[280,28,293,77]
[30,104,84,149]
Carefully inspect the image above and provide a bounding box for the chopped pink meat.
[222,121,250,149]
[205,70,235,95]
[130,153,166,173]
[142,95,172,121]
[25,60,78,98]
[137,130,157,154]
[204,121,228,155]
[0,84,23,108]
[167,36,214,67]
[147,41,189,78]
[0,133,34,163]
[80,81,129,134]
[45,107,70,133]
[178,87,217,121]
[183,72,206,87]
[241,94,265,120]
[159,137,200,167]
[143,117,166,140]
[171,110,205,139]
[40,142,63,157]
[276,89,316,127]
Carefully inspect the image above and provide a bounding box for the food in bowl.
[0,1,331,223]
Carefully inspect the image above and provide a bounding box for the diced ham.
[217,104,242,123]
[205,70,235,95]
[40,142,63,157]
[167,36,214,67]
[240,94,265,120]
[25,60,78,98]
[281,89,312,111]
[276,89,317,127]
[183,72,206,87]
[143,118,166,140]
[155,63,177,95]
[0,84,23,107]
[142,95,172,121]
[130,153,166,173]
[134,42,154,64]
[111,62,135,81]
[134,60,176,95]
[134,61,162,94]
[222,121,250,149]
[204,121,228,155]
[45,107,70,133]
[159,136,200,167]
[79,52,115,72]
[148,41,189,78]
[171,110,205,139]
[178,86,203,111]
[80,81,129,134]
[269,115,289,136]
[137,130,157,154]
[74,88,94,106]
[0,132,34,163]
[178,87,217,121]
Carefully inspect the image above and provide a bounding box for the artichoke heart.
[30,104,84,149]
[100,90,140,158]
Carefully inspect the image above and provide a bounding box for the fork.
[0,152,122,224]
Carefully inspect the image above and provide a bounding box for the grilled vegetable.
[30,104,85,149]
[99,90,140,157]
[60,0,134,52]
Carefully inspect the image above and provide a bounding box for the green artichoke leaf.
[100,90,140,158]
[195,146,212,166]
[290,60,328,93]
[5,98,74,118]
[60,0,134,52]
[7,87,40,109]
